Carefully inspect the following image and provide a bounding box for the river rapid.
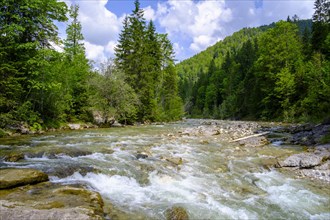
[1,119,329,219]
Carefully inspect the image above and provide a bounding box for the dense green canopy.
[177,2,329,122]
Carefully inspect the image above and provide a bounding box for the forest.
[177,0,329,122]
[0,0,182,134]
[0,0,329,136]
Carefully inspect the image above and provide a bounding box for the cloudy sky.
[59,0,315,64]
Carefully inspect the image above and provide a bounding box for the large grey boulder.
[280,153,325,168]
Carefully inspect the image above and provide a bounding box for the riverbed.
[1,119,329,219]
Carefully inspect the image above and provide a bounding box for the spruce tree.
[63,4,90,120]
[311,0,330,54]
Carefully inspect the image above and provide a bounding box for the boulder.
[3,152,24,162]
[0,182,104,220]
[280,153,324,168]
[68,123,81,130]
[136,153,148,160]
[111,121,123,127]
[165,157,183,166]
[165,206,189,220]
[25,148,92,159]
[0,168,48,189]
[46,164,96,178]
[238,136,269,147]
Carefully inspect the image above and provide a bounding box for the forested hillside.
[0,0,182,134]
[177,1,329,122]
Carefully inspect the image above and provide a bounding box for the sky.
[58,0,315,64]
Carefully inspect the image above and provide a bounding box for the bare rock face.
[0,182,105,220]
[0,168,49,189]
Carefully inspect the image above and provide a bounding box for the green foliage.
[320,133,330,144]
[89,59,139,125]
[115,0,182,122]
[0,128,7,138]
[178,17,329,122]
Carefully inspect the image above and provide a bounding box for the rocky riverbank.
[177,119,330,182]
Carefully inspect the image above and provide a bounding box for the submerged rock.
[46,164,97,178]
[25,148,93,159]
[165,206,189,220]
[0,168,48,189]
[0,182,105,220]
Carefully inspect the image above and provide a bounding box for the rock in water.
[4,152,24,162]
[136,153,148,159]
[165,157,183,166]
[280,153,324,168]
[0,182,105,220]
[165,206,189,220]
[0,168,49,189]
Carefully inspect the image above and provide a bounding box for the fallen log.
[229,132,270,143]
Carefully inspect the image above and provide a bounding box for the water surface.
[1,120,329,219]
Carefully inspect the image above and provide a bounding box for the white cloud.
[77,1,121,45]
[143,6,156,21]
[226,0,314,33]
[59,0,122,65]
[57,0,315,63]
[84,41,106,62]
[105,41,117,55]
[156,0,232,53]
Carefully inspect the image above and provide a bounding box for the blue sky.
[60,0,314,64]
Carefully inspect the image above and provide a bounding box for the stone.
[165,157,183,166]
[299,169,330,182]
[238,136,269,147]
[46,164,96,178]
[111,121,123,127]
[280,153,324,168]
[136,153,148,159]
[68,123,81,130]
[4,152,24,162]
[0,168,49,189]
[165,206,189,220]
[25,148,92,159]
[0,182,105,220]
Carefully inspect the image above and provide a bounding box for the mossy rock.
[0,182,105,220]
[3,152,24,162]
[0,168,49,189]
[165,206,189,220]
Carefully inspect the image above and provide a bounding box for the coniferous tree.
[115,0,182,122]
[63,4,91,121]
[311,0,330,55]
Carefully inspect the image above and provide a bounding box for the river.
[1,119,329,219]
